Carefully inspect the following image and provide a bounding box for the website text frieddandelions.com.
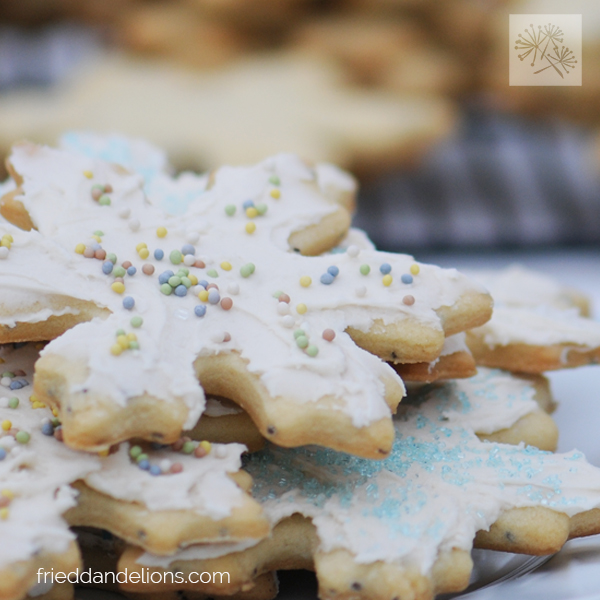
[37,568,231,585]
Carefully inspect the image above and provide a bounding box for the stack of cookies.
[1,133,600,600]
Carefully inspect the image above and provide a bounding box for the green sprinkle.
[207,268,218,278]
[136,453,148,463]
[130,316,143,328]
[256,203,268,215]
[2,372,14,379]
[225,204,236,216]
[16,431,30,444]
[113,266,126,278]
[293,329,305,339]
[160,283,173,295]
[296,336,309,349]
[240,263,255,278]
[98,195,111,206]
[269,175,280,185]
[116,328,126,337]
[169,250,183,265]
[107,253,117,264]
[306,345,319,357]
[93,230,104,237]
[129,341,140,350]
[181,277,192,289]
[8,397,18,409]
[168,276,182,288]
[272,289,283,299]
[51,417,60,427]
[360,264,371,275]
[182,441,195,454]
[91,184,104,195]
[129,445,143,458]
[178,267,190,276]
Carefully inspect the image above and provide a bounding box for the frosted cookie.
[392,332,477,383]
[0,52,455,176]
[115,369,583,600]
[0,343,268,579]
[0,142,491,458]
[465,266,600,373]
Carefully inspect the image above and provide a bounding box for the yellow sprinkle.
[382,274,393,287]
[117,335,130,350]
[198,290,209,302]
[245,222,256,234]
[270,189,281,199]
[92,235,102,243]
[199,440,212,454]
[0,239,11,249]
[296,303,307,315]
[0,508,8,520]
[1,489,14,500]
[52,408,59,417]
[83,170,93,179]
[31,402,41,409]
[1,420,11,431]
[135,242,147,252]
[98,448,110,457]
[110,344,123,356]
[299,276,311,288]
[410,264,420,276]
[156,227,168,238]
[75,243,85,254]
[139,248,150,260]
[220,261,232,271]
[111,282,126,294]
[189,274,198,286]
[126,332,137,342]
[2,234,14,243]
[246,207,258,218]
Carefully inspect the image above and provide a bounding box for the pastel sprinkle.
[221,297,233,310]
[269,175,280,185]
[225,204,236,216]
[149,465,162,476]
[380,263,392,275]
[256,203,268,215]
[300,276,312,287]
[1,420,11,431]
[360,264,370,275]
[242,200,254,210]
[8,397,18,409]
[194,305,206,317]
[240,263,255,278]
[293,329,305,339]
[75,243,85,254]
[156,227,168,238]
[122,296,135,310]
[113,266,126,278]
[142,264,155,275]
[41,422,54,436]
[0,449,5,461]
[322,329,336,342]
[102,261,113,274]
[174,285,187,297]
[107,253,117,264]
[327,266,339,277]
[169,250,183,264]
[296,336,309,349]
[110,344,123,356]
[83,170,93,179]
[296,303,307,315]
[154,249,164,260]
[15,431,30,444]
[208,290,221,304]
[306,345,319,357]
[246,207,258,218]
[270,189,281,199]
[130,316,143,328]
[220,261,232,271]
[139,248,149,259]
[382,275,393,287]
[127,266,137,276]
[410,264,420,275]
[198,290,209,302]
[403,295,415,306]
[181,244,195,256]
[111,282,125,294]
[401,274,413,284]
[355,285,367,297]
[347,245,359,257]
[129,445,143,458]
[245,222,256,234]
[207,269,218,278]
[320,273,335,285]
[98,195,111,206]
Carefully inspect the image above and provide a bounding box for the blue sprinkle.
[208,290,220,304]
[380,263,392,275]
[90,242,101,251]
[320,273,335,285]
[242,199,255,209]
[0,448,5,461]
[401,274,413,284]
[195,305,207,317]
[174,285,188,297]
[327,266,339,278]
[158,270,174,285]
[198,280,209,289]
[138,460,150,470]
[41,422,55,436]
[149,465,162,476]
[181,244,196,256]
[127,266,137,276]
[122,296,135,310]
[154,249,164,260]
[102,261,114,275]
[9,380,24,390]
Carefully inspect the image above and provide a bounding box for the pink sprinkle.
[104,183,113,194]
[142,264,155,275]
[322,329,336,342]
[95,249,106,260]
[83,247,95,258]
[403,295,415,306]
[206,283,219,291]
[122,261,132,269]
[194,446,207,458]
[278,293,290,304]
[221,297,233,310]
[170,462,183,474]
[194,260,206,268]
[223,332,231,342]
[172,438,184,451]
[91,188,102,201]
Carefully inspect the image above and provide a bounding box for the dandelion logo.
[509,14,582,86]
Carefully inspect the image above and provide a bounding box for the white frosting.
[1,142,487,435]
[439,332,469,357]
[0,344,252,570]
[466,266,600,349]
[144,368,600,574]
